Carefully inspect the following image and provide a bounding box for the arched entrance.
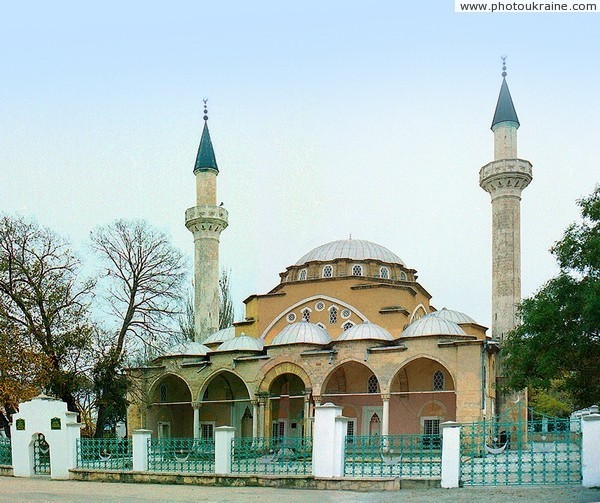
[389,357,456,435]
[146,373,193,438]
[269,373,306,439]
[199,371,251,439]
[322,361,383,436]
[33,433,50,475]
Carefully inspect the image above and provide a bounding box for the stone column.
[582,414,600,487]
[258,397,266,438]
[132,429,152,472]
[303,395,311,437]
[381,393,390,437]
[214,426,236,475]
[192,402,201,439]
[251,400,259,439]
[440,421,461,489]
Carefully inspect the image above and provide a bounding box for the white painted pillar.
[303,396,311,437]
[214,426,235,475]
[381,394,390,437]
[441,421,461,489]
[132,429,152,472]
[312,403,346,478]
[192,403,201,439]
[252,401,259,439]
[582,414,600,487]
[258,399,265,438]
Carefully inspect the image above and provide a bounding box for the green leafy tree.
[504,186,600,409]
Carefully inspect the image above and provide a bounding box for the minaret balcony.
[185,205,229,235]
[479,159,532,199]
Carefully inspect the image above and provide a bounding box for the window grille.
[201,423,214,439]
[323,265,333,278]
[302,309,311,322]
[329,306,338,324]
[298,269,307,280]
[342,321,354,331]
[433,370,445,390]
[352,264,363,276]
[159,384,167,402]
[367,374,379,394]
[380,267,389,279]
[423,419,440,436]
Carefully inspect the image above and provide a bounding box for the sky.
[1,1,599,330]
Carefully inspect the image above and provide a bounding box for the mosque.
[127,65,531,442]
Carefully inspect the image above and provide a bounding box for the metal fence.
[0,437,11,465]
[231,436,312,475]
[461,416,581,485]
[76,437,133,470]
[148,437,214,473]
[344,434,442,478]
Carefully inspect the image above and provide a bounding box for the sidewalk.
[1,477,599,503]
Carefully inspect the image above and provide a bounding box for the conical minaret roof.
[194,108,218,173]
[491,77,519,130]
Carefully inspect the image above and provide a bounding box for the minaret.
[480,58,532,342]
[185,101,228,340]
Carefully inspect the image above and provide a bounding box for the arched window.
[369,413,381,436]
[433,370,445,391]
[400,271,407,281]
[322,265,333,278]
[367,374,379,394]
[342,321,354,331]
[316,322,326,330]
[302,308,311,322]
[329,306,338,324]
[298,269,307,281]
[352,264,363,276]
[160,384,167,402]
[380,267,389,279]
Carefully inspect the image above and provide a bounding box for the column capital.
[381,393,391,402]
[191,402,202,410]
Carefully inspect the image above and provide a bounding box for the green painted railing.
[148,438,214,473]
[344,435,442,478]
[231,436,312,475]
[0,437,11,465]
[461,417,581,485]
[77,438,132,470]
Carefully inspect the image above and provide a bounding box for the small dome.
[430,308,476,325]
[214,334,265,352]
[161,341,210,357]
[204,326,235,345]
[337,322,393,342]
[401,313,467,338]
[295,239,405,266]
[271,322,332,346]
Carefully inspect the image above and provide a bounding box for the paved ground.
[1,477,599,503]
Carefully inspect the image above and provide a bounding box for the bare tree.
[219,268,235,330]
[0,215,94,414]
[90,219,186,436]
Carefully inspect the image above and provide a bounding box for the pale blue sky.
[1,1,599,329]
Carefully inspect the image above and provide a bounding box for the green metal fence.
[231,436,312,475]
[461,415,581,485]
[344,434,442,478]
[0,437,11,465]
[34,436,51,475]
[77,438,133,470]
[148,438,214,473]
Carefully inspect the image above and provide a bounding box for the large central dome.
[295,239,405,266]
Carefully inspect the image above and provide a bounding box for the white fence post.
[441,421,461,488]
[132,429,152,471]
[312,403,346,478]
[214,426,235,475]
[581,413,600,487]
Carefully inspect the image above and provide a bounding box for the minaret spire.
[185,100,229,340]
[480,57,533,343]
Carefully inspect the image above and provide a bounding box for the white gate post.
[214,426,235,475]
[132,429,152,471]
[312,403,346,478]
[441,421,461,488]
[581,413,600,487]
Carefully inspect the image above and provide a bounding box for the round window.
[286,313,297,323]
[341,308,351,319]
[315,301,325,311]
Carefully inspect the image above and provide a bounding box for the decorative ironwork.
[231,436,312,475]
[77,437,133,470]
[344,434,442,478]
[460,410,581,486]
[0,437,12,465]
[148,437,214,473]
[34,434,50,475]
